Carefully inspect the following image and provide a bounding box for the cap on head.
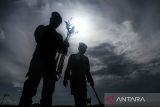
[50,12,62,27]
[78,42,87,50]
[51,12,62,22]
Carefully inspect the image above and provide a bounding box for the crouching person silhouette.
[63,42,94,107]
[19,12,69,107]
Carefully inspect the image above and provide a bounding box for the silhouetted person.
[63,42,94,107]
[19,12,69,107]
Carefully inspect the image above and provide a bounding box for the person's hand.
[64,40,69,48]
[63,80,68,87]
[63,40,69,55]
[25,71,30,77]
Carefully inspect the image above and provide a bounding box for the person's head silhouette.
[49,12,62,29]
[78,42,87,55]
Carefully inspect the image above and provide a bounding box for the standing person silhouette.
[19,12,69,107]
[63,42,94,107]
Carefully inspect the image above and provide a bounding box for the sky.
[0,0,160,105]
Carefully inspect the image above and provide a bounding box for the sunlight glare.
[71,16,92,43]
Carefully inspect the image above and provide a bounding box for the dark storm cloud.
[0,0,15,19]
[95,0,160,38]
[0,0,36,90]
[87,42,160,93]
[113,0,160,43]
[95,72,160,93]
[130,0,160,34]
[95,67,160,93]
[88,43,141,76]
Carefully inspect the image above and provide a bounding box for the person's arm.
[34,25,45,44]
[56,34,69,55]
[85,57,94,87]
[63,55,72,87]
